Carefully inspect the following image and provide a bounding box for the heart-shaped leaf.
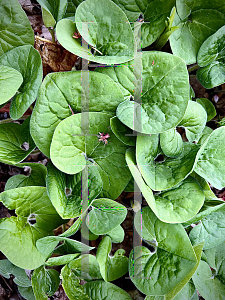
[96,236,128,282]
[87,199,127,235]
[170,0,225,64]
[30,71,124,157]
[194,127,225,189]
[50,112,131,199]
[136,134,200,190]
[0,66,23,105]
[116,52,189,134]
[46,161,102,218]
[56,0,135,64]
[0,118,35,165]
[0,186,64,269]
[0,0,34,56]
[130,207,197,295]
[0,45,43,120]
[197,25,225,88]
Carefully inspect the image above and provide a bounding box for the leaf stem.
[0,115,28,124]
[188,64,200,73]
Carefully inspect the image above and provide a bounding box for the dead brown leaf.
[35,36,78,77]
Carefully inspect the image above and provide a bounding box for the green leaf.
[0,259,31,287]
[106,225,125,243]
[0,217,50,270]
[0,0,34,56]
[0,45,42,120]
[80,215,99,241]
[130,207,197,295]
[46,161,102,219]
[31,266,60,300]
[170,1,225,64]
[165,243,203,300]
[84,281,132,300]
[95,65,136,98]
[30,71,124,157]
[5,163,47,190]
[111,0,141,22]
[87,199,127,235]
[110,116,136,146]
[68,254,102,281]
[56,0,135,65]
[182,200,225,227]
[96,236,128,282]
[192,260,225,300]
[197,126,213,145]
[154,176,205,223]
[160,128,183,158]
[45,253,80,266]
[136,134,200,190]
[37,0,67,27]
[0,66,23,105]
[0,186,65,269]
[141,0,176,48]
[126,148,204,223]
[61,264,90,300]
[189,206,225,250]
[194,127,225,189]
[75,0,135,59]
[0,186,64,231]
[64,0,84,19]
[197,26,225,88]
[36,235,94,258]
[50,112,131,199]
[190,171,217,200]
[168,281,198,300]
[18,286,35,300]
[205,241,225,284]
[116,51,189,134]
[196,98,216,122]
[0,118,35,165]
[178,100,207,142]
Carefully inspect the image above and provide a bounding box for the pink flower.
[97,132,110,145]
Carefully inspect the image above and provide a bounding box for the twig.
[0,275,13,292]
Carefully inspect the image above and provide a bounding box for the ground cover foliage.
[0,0,225,299]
